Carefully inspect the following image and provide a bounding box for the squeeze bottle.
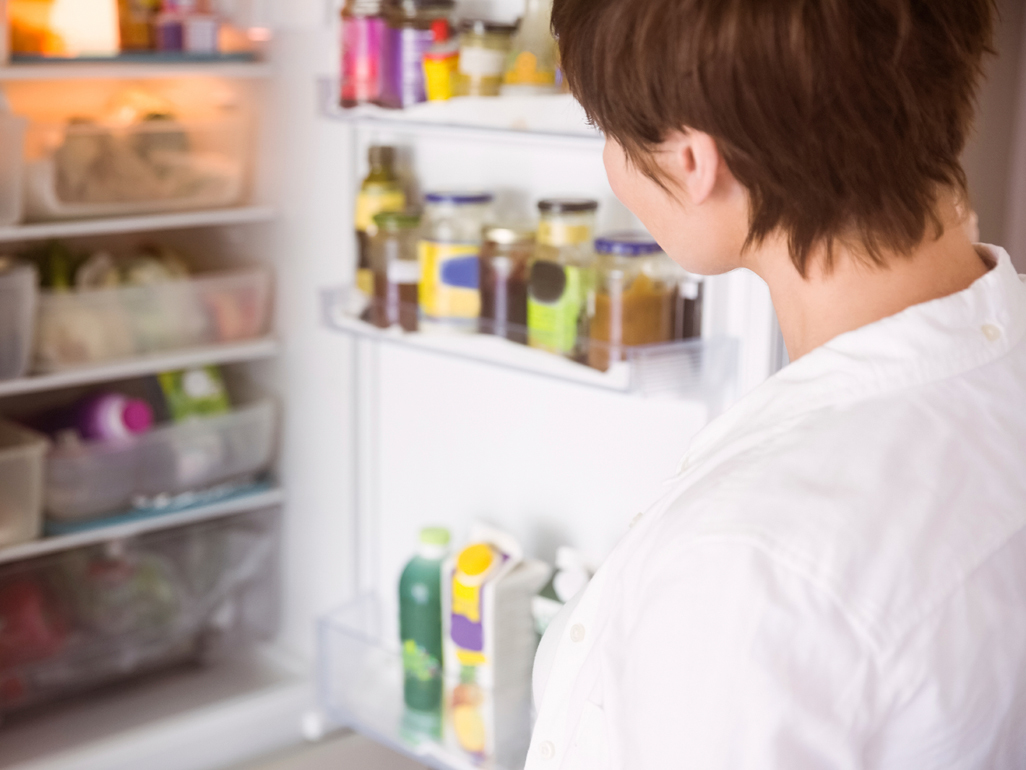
[399,526,450,711]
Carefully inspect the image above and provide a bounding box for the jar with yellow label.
[452,20,516,97]
[418,191,494,331]
[527,198,598,358]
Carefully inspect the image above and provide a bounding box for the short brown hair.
[553,0,995,274]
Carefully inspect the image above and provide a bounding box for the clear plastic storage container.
[23,116,248,221]
[35,267,272,372]
[0,262,38,380]
[0,421,48,548]
[45,400,277,522]
[320,594,532,770]
[0,508,279,716]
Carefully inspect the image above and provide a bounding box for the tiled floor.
[241,732,427,770]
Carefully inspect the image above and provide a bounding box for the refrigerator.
[0,1,1021,768]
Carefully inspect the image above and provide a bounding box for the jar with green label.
[418,191,494,330]
[527,198,599,358]
[452,20,516,97]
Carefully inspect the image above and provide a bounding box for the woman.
[528,1,1026,768]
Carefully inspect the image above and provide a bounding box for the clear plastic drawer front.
[45,400,277,522]
[35,268,273,372]
[24,116,248,222]
[0,421,48,548]
[0,508,279,716]
[320,594,532,770]
[0,265,39,381]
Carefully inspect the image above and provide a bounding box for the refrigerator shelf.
[319,594,532,770]
[320,79,604,145]
[0,485,284,567]
[0,337,280,399]
[322,287,738,401]
[0,60,272,82]
[0,205,276,244]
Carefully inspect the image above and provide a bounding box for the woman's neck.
[746,199,990,361]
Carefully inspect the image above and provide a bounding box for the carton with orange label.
[442,525,550,766]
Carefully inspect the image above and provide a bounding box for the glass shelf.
[322,287,738,403]
[319,595,532,770]
[318,78,603,145]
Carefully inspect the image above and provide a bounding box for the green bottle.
[399,527,450,712]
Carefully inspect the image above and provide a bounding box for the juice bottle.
[400,526,450,712]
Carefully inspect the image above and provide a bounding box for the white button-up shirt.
[527,246,1026,769]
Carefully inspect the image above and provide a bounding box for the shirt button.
[982,324,1002,342]
[538,740,556,760]
[570,623,586,643]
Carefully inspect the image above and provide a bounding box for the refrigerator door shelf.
[320,79,604,146]
[322,286,739,404]
[319,594,532,770]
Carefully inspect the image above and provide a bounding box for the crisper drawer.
[45,400,277,522]
[0,508,279,715]
[0,264,38,381]
[0,421,48,548]
[24,116,248,222]
[35,267,272,372]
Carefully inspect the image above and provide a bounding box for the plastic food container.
[23,116,247,221]
[0,111,27,226]
[45,400,277,522]
[0,420,48,548]
[34,267,272,372]
[0,263,38,380]
[0,508,279,716]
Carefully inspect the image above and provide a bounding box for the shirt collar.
[678,245,1026,474]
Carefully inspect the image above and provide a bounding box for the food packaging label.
[419,241,481,320]
[355,187,406,233]
[458,47,506,78]
[528,262,583,354]
[442,525,550,767]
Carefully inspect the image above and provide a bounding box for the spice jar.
[527,198,598,358]
[378,0,455,109]
[452,20,517,97]
[418,191,494,329]
[370,211,421,331]
[588,232,676,371]
[479,224,535,342]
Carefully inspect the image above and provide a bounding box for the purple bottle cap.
[121,399,154,435]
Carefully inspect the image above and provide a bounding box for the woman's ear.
[663,130,723,206]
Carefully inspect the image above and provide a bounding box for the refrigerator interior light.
[9,0,120,57]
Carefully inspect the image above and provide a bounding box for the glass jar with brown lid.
[527,198,598,358]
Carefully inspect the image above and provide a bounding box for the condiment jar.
[527,198,598,357]
[588,232,676,371]
[452,20,517,97]
[479,224,535,343]
[378,0,455,109]
[370,210,421,331]
[668,263,704,340]
[419,191,494,329]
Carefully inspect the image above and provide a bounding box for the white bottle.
[0,87,26,227]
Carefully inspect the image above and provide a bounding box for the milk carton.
[442,525,550,766]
